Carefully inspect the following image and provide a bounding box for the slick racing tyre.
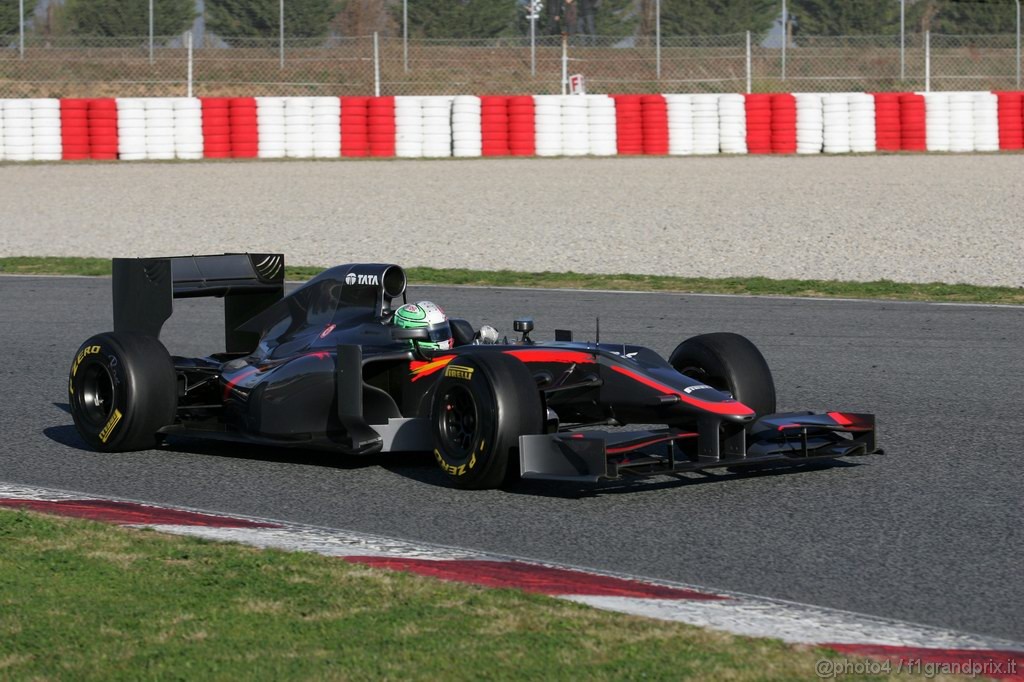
[68,332,177,452]
[430,353,543,490]
[669,332,776,419]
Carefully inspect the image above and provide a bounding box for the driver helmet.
[392,301,453,351]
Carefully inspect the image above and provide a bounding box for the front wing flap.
[519,411,879,483]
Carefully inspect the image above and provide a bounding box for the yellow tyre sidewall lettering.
[435,448,477,476]
[99,409,123,444]
[70,344,101,385]
[443,365,475,381]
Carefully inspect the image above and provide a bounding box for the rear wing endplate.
[112,253,285,354]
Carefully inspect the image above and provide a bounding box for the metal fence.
[0,31,1020,98]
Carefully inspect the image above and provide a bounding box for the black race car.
[68,254,879,489]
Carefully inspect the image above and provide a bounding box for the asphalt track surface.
[2,275,1022,642]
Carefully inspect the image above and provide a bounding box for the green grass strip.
[2,256,1021,305]
[0,508,916,681]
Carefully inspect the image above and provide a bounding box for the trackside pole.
[561,33,568,95]
[186,31,193,98]
[373,32,381,97]
[925,30,930,93]
[746,31,752,94]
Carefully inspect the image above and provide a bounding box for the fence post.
[900,0,905,81]
[746,31,752,94]
[403,0,408,73]
[279,0,285,69]
[655,0,661,79]
[18,0,23,59]
[1017,0,1021,87]
[149,0,154,64]
[530,12,536,77]
[373,32,381,97]
[781,0,787,81]
[924,30,930,92]
[186,31,193,98]
[561,33,568,95]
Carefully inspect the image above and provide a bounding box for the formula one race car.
[68,254,879,489]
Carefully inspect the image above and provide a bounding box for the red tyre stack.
[507,96,535,156]
[872,93,902,152]
[367,97,396,157]
[994,91,1024,151]
[480,96,510,157]
[611,95,643,155]
[87,99,119,160]
[770,94,797,154]
[59,99,91,160]
[200,98,232,158]
[898,93,926,151]
[340,96,370,157]
[228,97,259,159]
[640,95,669,155]
[744,94,772,154]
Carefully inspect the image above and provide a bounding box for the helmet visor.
[425,321,452,343]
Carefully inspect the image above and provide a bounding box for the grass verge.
[2,256,1022,305]
[0,508,922,681]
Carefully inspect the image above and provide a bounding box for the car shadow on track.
[44,418,438,475]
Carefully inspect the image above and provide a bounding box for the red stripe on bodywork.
[826,644,1024,681]
[223,366,261,400]
[0,499,280,528]
[344,557,727,600]
[609,365,755,417]
[502,350,595,364]
[606,433,697,455]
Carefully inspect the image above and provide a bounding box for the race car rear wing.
[112,253,285,354]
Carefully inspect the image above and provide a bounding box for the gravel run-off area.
[0,155,1021,287]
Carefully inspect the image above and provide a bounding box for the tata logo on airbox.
[345,273,379,286]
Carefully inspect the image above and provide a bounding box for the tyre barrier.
[1,92,1022,161]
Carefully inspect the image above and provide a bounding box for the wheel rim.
[77,363,115,427]
[439,384,478,459]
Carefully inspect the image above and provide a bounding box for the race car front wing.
[519,412,879,483]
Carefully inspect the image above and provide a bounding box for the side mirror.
[513,318,534,334]
[392,327,429,341]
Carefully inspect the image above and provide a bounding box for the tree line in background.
[2,0,1019,40]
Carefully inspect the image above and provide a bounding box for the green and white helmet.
[392,301,453,351]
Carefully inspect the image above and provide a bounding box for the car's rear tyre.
[668,332,776,418]
[429,353,543,490]
[68,332,177,452]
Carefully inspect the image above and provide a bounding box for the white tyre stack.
[285,97,315,159]
[452,96,482,158]
[717,94,747,154]
[948,92,975,153]
[924,93,951,152]
[0,100,5,161]
[421,96,453,158]
[691,94,720,155]
[561,95,589,156]
[973,91,999,152]
[664,94,694,156]
[587,95,617,156]
[116,98,148,161]
[794,93,823,154]
[847,93,876,153]
[3,99,33,161]
[31,99,62,161]
[394,96,424,158]
[256,97,287,159]
[822,93,851,154]
[144,98,176,160]
[172,98,204,160]
[533,95,562,157]
[311,96,341,158]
